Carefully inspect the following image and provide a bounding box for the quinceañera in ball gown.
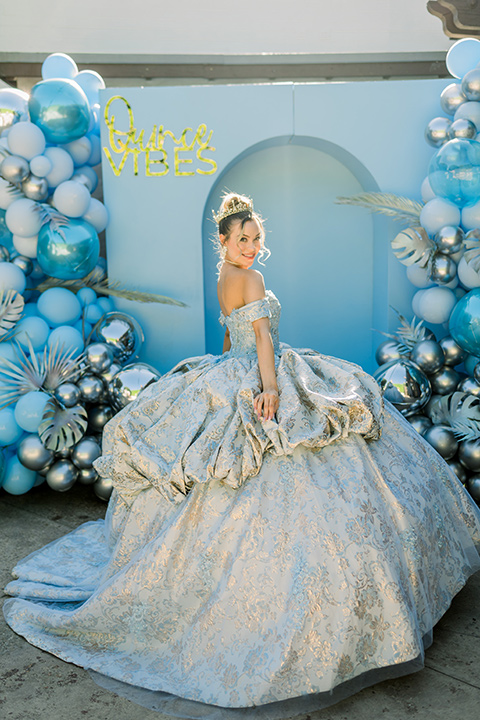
[4,193,480,718]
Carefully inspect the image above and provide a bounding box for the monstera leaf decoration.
[391,227,435,267]
[38,398,88,452]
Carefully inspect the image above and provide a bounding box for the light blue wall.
[100,79,447,374]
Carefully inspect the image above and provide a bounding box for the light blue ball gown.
[4,290,480,717]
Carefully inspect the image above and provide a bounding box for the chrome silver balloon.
[56,446,72,458]
[21,173,49,202]
[94,312,144,362]
[447,118,477,140]
[0,154,30,183]
[84,342,114,375]
[423,425,458,460]
[17,434,54,471]
[407,414,432,436]
[78,373,104,403]
[411,340,445,375]
[439,335,466,367]
[447,458,468,484]
[430,367,461,395]
[78,467,98,485]
[374,340,402,367]
[423,393,443,422]
[0,245,10,262]
[109,362,160,410]
[434,226,464,255]
[428,253,457,284]
[425,117,451,147]
[466,475,480,501]
[12,255,33,276]
[71,436,101,469]
[473,363,480,385]
[373,359,431,416]
[459,438,480,471]
[440,83,467,116]
[457,376,480,397]
[46,459,78,492]
[88,404,115,433]
[93,475,113,501]
[100,361,122,385]
[461,68,480,102]
[55,382,81,408]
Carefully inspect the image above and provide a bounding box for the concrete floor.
[1,483,479,720]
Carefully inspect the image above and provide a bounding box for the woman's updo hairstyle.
[213,191,270,267]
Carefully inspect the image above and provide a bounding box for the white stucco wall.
[0,1,449,57]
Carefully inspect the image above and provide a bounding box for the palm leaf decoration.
[430,392,480,441]
[391,226,434,267]
[0,337,83,409]
[38,398,88,451]
[375,310,432,353]
[35,269,187,307]
[336,193,424,223]
[463,229,480,273]
[0,289,24,338]
[33,203,70,241]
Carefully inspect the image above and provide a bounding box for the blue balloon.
[84,303,104,324]
[449,288,480,354]
[464,353,480,375]
[429,139,480,206]
[29,79,90,144]
[0,407,23,446]
[0,448,5,487]
[37,218,99,280]
[446,39,480,79]
[2,455,36,495]
[15,315,50,350]
[0,209,14,253]
[77,287,97,306]
[37,287,82,326]
[14,390,50,433]
[47,325,84,354]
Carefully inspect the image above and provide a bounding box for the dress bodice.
[219,289,281,358]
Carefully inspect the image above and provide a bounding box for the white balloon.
[461,199,480,230]
[417,287,457,324]
[71,165,98,193]
[444,275,459,289]
[7,122,46,161]
[406,264,434,288]
[74,70,105,105]
[42,53,78,80]
[0,261,26,293]
[457,255,480,288]
[53,180,91,218]
[421,176,436,203]
[0,177,18,210]
[13,233,38,259]
[412,289,427,316]
[454,101,480,132]
[44,147,74,188]
[61,136,92,167]
[87,135,101,166]
[30,154,52,178]
[5,198,42,237]
[83,198,109,232]
[420,198,461,236]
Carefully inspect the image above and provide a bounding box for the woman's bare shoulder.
[243,269,265,303]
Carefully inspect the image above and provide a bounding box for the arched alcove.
[202,136,386,372]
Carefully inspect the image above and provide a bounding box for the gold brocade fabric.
[3,290,480,709]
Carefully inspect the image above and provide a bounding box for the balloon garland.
[0,53,177,500]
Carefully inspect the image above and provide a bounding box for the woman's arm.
[223,327,231,353]
[252,319,279,423]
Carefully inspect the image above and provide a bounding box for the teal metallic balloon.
[428,138,480,207]
[449,288,480,355]
[37,218,99,280]
[28,79,90,144]
[0,209,13,253]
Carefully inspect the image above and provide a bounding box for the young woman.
[4,193,480,717]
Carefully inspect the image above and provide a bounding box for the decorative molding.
[428,0,480,37]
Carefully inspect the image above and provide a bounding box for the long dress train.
[3,290,480,716]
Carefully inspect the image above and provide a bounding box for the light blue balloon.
[47,325,84,354]
[29,79,90,144]
[446,39,480,79]
[2,455,36,495]
[37,287,81,326]
[37,218,99,280]
[429,138,480,206]
[0,341,17,363]
[77,287,97,306]
[0,448,5,487]
[73,165,98,193]
[84,303,104,324]
[73,318,92,337]
[464,353,480,375]
[97,296,114,313]
[449,289,480,355]
[0,408,23,446]
[14,391,50,432]
[23,302,39,318]
[15,315,50,350]
[0,209,14,252]
[87,134,102,166]
[41,53,78,81]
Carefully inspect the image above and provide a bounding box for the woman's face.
[221,218,262,269]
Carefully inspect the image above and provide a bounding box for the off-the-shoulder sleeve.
[219,312,225,326]
[240,298,271,324]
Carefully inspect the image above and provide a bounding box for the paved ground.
[1,483,479,720]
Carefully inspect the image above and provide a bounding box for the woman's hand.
[254,388,279,422]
